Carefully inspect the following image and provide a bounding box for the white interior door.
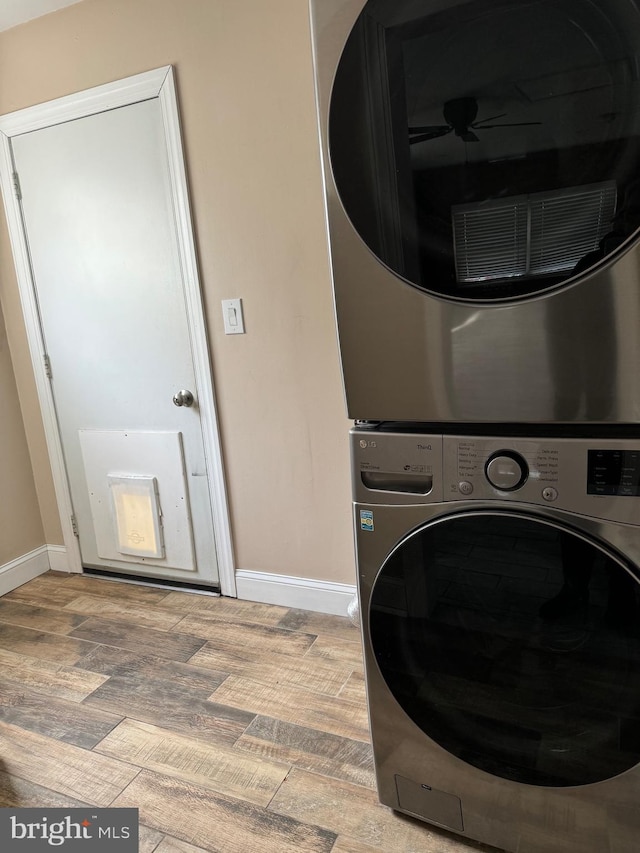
[8,82,224,588]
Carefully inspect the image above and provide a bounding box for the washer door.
[329,0,640,301]
[369,511,640,786]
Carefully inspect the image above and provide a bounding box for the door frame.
[0,66,237,596]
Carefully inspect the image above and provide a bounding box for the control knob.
[485,451,528,492]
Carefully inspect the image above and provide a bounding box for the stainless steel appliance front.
[311,0,640,423]
[353,428,640,852]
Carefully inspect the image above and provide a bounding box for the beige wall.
[0,0,355,584]
[0,295,44,564]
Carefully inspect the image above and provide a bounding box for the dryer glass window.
[329,0,640,300]
[370,513,640,787]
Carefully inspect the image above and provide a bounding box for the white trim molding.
[235,570,357,617]
[0,66,236,597]
[47,545,72,574]
[0,546,50,597]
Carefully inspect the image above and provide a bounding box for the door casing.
[0,66,236,596]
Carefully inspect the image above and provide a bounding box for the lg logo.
[359,440,377,448]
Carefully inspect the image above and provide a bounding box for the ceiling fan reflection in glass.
[408,97,542,146]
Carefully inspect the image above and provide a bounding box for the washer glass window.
[369,513,640,786]
[329,0,640,300]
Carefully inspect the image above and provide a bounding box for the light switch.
[222,298,245,334]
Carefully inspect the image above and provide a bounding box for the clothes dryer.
[311,0,640,423]
[353,426,640,852]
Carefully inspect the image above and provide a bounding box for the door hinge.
[71,515,79,537]
[43,354,52,378]
[12,172,21,201]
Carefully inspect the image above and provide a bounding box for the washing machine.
[353,425,640,852]
[310,0,640,424]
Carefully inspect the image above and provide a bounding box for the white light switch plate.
[222,298,245,334]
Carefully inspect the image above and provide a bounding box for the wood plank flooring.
[0,571,494,852]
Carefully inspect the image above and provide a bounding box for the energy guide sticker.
[360,510,374,531]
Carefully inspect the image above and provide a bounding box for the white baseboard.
[235,569,357,616]
[0,545,51,596]
[1,548,355,616]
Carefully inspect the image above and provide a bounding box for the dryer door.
[369,511,640,786]
[329,0,640,301]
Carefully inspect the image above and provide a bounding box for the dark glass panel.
[370,513,640,786]
[329,0,640,300]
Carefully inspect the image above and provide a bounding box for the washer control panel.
[351,429,640,524]
[587,449,640,496]
[444,436,561,504]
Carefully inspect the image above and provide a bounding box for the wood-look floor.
[0,571,493,853]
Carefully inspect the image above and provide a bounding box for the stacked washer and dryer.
[310,1,640,851]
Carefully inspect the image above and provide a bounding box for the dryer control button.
[542,486,558,502]
[485,453,528,491]
[458,480,474,495]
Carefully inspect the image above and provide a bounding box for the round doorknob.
[173,389,194,407]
